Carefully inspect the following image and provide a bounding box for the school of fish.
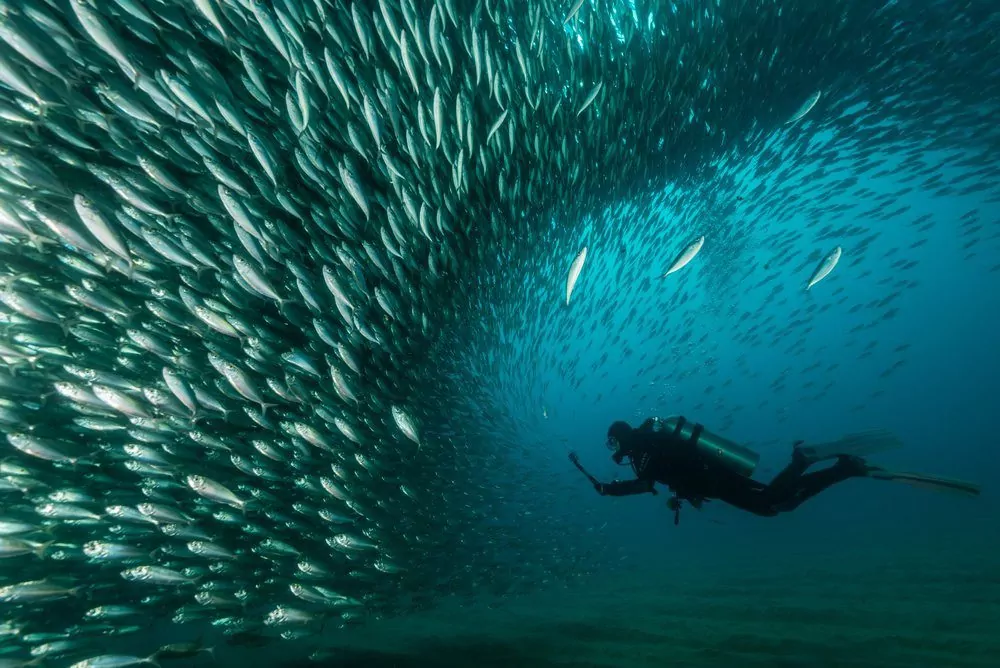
[0,0,998,665]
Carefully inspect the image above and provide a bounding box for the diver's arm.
[569,453,656,496]
[569,451,602,491]
[597,478,656,496]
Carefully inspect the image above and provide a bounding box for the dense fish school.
[0,0,998,664]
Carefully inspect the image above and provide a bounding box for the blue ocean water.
[309,3,1000,662]
[429,80,1000,668]
[517,154,998,542]
[0,0,998,666]
[543,148,999,548]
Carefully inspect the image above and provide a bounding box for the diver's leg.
[765,444,812,495]
[714,477,778,517]
[768,456,868,512]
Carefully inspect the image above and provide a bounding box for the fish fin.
[73,456,98,472]
[59,313,85,339]
[241,498,264,517]
[28,231,57,253]
[0,272,28,291]
[1,353,40,376]
[194,264,216,280]
[34,540,56,559]
[38,98,66,118]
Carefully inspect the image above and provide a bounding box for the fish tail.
[34,540,56,559]
[59,313,82,339]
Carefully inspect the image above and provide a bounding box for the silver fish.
[663,236,705,277]
[565,246,588,305]
[806,246,843,290]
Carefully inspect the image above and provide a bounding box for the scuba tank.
[658,416,759,478]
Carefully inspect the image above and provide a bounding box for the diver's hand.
[568,451,579,464]
[593,481,605,495]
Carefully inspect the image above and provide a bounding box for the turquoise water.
[0,0,997,666]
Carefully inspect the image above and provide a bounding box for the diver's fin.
[868,469,981,497]
[797,429,903,463]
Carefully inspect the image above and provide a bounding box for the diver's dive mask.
[607,436,630,465]
[606,421,634,465]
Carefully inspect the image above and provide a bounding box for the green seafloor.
[269,534,1000,668]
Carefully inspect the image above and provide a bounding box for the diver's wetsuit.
[600,418,860,516]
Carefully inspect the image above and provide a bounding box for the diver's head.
[606,421,634,464]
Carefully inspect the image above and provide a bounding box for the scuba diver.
[570,416,980,524]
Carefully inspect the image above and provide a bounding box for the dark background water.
[494,137,999,554]
[308,137,1000,665]
[396,21,1000,661]
[2,1,998,666]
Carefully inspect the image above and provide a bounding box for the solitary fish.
[564,0,587,25]
[69,653,159,668]
[486,108,508,145]
[391,406,420,446]
[566,246,587,305]
[185,475,246,510]
[576,81,603,117]
[787,91,821,124]
[664,236,705,276]
[433,87,443,149]
[73,194,130,263]
[806,246,842,290]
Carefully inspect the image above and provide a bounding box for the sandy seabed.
[282,539,999,668]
